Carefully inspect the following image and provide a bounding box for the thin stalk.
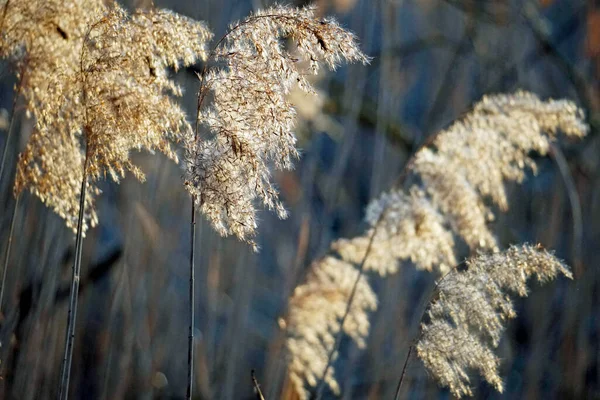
[0,67,25,184]
[58,154,89,400]
[392,264,462,399]
[186,64,207,400]
[252,369,266,400]
[394,345,413,400]
[186,199,196,400]
[311,123,450,400]
[0,193,19,313]
[549,143,583,276]
[313,218,382,400]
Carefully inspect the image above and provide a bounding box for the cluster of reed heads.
[0,0,589,399]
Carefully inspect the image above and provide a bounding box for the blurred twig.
[423,17,475,135]
[252,369,266,400]
[324,35,465,151]
[3,246,122,397]
[0,194,18,315]
[441,0,510,24]
[521,3,599,136]
[549,143,583,277]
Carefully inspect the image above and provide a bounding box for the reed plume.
[280,256,377,399]
[282,91,587,398]
[333,91,587,275]
[185,4,369,249]
[8,1,211,232]
[417,244,572,397]
[1,0,107,228]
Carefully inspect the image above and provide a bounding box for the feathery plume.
[185,4,368,248]
[417,244,572,397]
[10,2,211,232]
[283,91,587,398]
[3,0,108,230]
[346,91,587,274]
[333,188,457,275]
[281,256,377,399]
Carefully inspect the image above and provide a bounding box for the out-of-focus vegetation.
[0,0,598,399]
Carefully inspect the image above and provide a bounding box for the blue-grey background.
[0,0,598,398]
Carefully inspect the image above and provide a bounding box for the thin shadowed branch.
[394,345,412,400]
[0,194,19,314]
[252,369,266,400]
[313,216,383,400]
[549,143,583,276]
[392,262,464,399]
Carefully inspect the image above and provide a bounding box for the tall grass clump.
[282,91,587,399]
[1,1,369,398]
[1,0,211,397]
[0,1,589,398]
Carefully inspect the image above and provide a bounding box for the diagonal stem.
[0,193,19,313]
[394,345,413,400]
[58,153,89,400]
[313,219,383,400]
[187,199,196,400]
[0,66,25,184]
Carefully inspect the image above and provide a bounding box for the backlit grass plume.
[417,244,572,397]
[280,256,377,399]
[282,91,587,398]
[10,2,211,232]
[333,91,587,275]
[2,0,107,228]
[185,4,369,249]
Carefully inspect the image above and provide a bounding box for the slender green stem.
[0,193,19,313]
[58,155,89,400]
[187,199,196,400]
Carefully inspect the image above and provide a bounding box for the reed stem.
[0,193,19,313]
[186,199,196,400]
[58,154,88,400]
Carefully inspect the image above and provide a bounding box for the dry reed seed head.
[334,189,456,275]
[359,91,587,275]
[82,5,211,181]
[283,91,586,399]
[6,0,108,233]
[12,1,211,232]
[417,321,501,397]
[284,256,377,399]
[413,149,499,250]
[14,130,99,232]
[474,91,589,139]
[185,4,368,246]
[417,244,571,398]
[0,0,108,116]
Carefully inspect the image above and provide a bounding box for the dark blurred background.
[0,0,599,398]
